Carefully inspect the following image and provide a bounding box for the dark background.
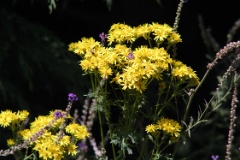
[1,0,240,159]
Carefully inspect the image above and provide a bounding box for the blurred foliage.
[0,8,90,112]
[9,0,162,13]
[47,0,162,13]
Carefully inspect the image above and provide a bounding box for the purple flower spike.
[68,93,78,102]
[211,155,219,160]
[78,141,88,151]
[53,111,64,119]
[99,32,108,45]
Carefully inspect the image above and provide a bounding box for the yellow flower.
[65,123,90,140]
[0,110,29,128]
[33,134,64,160]
[33,132,78,160]
[112,46,171,92]
[7,138,15,146]
[59,135,71,146]
[30,115,53,132]
[134,23,151,39]
[151,23,173,42]
[0,110,17,128]
[80,59,96,71]
[68,37,101,56]
[145,124,157,133]
[67,143,78,156]
[171,60,200,86]
[19,129,35,141]
[168,32,182,44]
[108,23,136,44]
[17,110,29,121]
[99,66,113,78]
[134,80,147,93]
[156,118,181,137]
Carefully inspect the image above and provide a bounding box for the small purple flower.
[53,111,64,119]
[78,141,88,151]
[68,93,78,102]
[99,32,108,46]
[211,155,219,160]
[127,52,134,60]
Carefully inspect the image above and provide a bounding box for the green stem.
[158,78,174,113]
[98,110,105,148]
[183,69,211,122]
[172,68,211,158]
[94,75,105,149]
[155,94,161,117]
[150,140,158,160]
[104,82,117,160]
[137,135,148,159]
[147,36,152,48]
[157,80,183,116]
[127,91,140,132]
[90,73,96,91]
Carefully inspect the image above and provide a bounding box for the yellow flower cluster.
[0,110,29,128]
[32,132,76,160]
[107,23,182,44]
[171,60,200,86]
[17,110,89,160]
[65,123,90,140]
[112,46,172,91]
[145,117,181,138]
[68,23,199,92]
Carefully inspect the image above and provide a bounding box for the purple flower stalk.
[211,155,219,160]
[53,111,64,119]
[78,141,88,151]
[99,32,108,46]
[68,93,78,102]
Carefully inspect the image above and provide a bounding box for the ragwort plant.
[68,1,201,159]
[68,0,240,159]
